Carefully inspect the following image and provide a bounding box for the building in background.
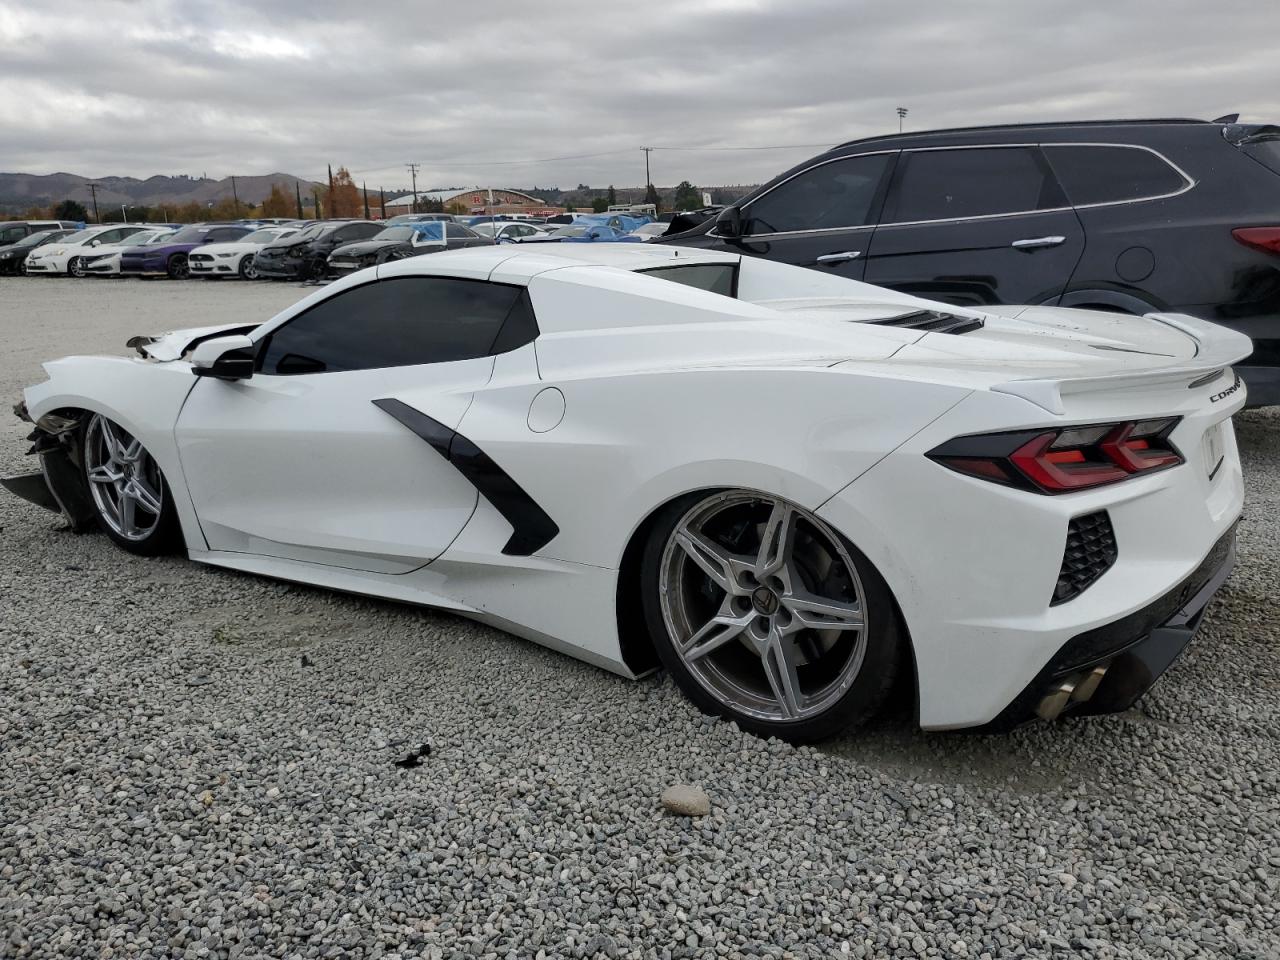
[382,188,562,218]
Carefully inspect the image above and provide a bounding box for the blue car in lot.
[119,223,253,279]
[516,221,647,245]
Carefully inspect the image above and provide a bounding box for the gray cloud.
[1,0,1276,190]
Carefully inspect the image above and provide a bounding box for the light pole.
[120,204,130,223]
[896,106,908,132]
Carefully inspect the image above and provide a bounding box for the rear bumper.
[984,524,1236,728]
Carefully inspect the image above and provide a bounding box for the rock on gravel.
[659,784,711,817]
[1,278,1278,959]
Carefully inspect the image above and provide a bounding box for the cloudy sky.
[2,0,1277,190]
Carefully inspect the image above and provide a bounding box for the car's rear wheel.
[68,256,85,278]
[238,256,258,280]
[82,413,179,555]
[641,490,903,742]
[167,254,189,280]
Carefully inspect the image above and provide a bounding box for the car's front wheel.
[82,413,179,555]
[167,254,189,280]
[641,490,903,742]
[68,256,86,277]
[238,256,258,280]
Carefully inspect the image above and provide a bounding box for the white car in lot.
[189,226,299,280]
[628,222,670,242]
[1,245,1249,741]
[80,229,177,277]
[470,221,550,243]
[24,224,159,276]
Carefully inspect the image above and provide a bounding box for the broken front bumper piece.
[2,402,96,531]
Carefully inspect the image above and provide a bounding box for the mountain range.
[0,172,326,214]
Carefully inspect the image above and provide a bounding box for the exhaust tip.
[1037,664,1110,721]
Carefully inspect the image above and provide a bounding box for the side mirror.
[190,335,256,381]
[714,206,743,238]
[89,239,101,247]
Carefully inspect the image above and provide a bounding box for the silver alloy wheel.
[659,491,869,723]
[69,256,84,277]
[240,256,258,280]
[84,414,165,541]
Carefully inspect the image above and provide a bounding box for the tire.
[18,258,29,276]
[166,254,189,280]
[81,413,180,556]
[640,489,903,743]
[238,256,258,280]
[68,256,85,278]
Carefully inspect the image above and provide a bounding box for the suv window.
[1045,145,1188,205]
[258,277,536,375]
[1241,139,1280,176]
[742,154,891,235]
[886,147,1060,223]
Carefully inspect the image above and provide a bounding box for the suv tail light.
[1232,227,1280,257]
[928,419,1183,494]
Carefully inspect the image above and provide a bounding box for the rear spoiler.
[991,312,1253,414]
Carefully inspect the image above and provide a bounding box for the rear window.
[1045,145,1188,206]
[640,263,737,297]
[887,147,1058,222]
[1241,140,1280,177]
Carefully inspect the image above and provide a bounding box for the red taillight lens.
[1233,227,1280,256]
[929,418,1183,494]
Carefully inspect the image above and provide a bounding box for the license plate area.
[1202,421,1225,478]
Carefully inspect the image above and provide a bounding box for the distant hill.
[0,172,326,214]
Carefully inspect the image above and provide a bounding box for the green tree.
[53,199,88,221]
[644,183,660,212]
[565,202,576,212]
[590,196,609,213]
[673,180,701,211]
[606,185,617,205]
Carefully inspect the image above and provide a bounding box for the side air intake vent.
[866,310,984,335]
[1053,511,1117,605]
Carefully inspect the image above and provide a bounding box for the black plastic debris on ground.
[394,744,431,769]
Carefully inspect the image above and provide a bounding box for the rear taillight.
[928,418,1183,494]
[1233,227,1280,256]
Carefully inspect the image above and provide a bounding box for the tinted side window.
[641,264,737,297]
[0,226,27,243]
[258,277,531,375]
[743,154,892,235]
[445,223,471,239]
[887,147,1057,222]
[1046,145,1188,205]
[1241,140,1280,176]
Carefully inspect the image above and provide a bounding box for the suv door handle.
[1011,236,1066,250]
[815,251,860,264]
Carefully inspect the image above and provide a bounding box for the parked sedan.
[0,229,75,275]
[78,229,177,277]
[119,224,254,279]
[253,220,383,280]
[471,221,550,243]
[189,227,298,280]
[327,222,488,276]
[24,224,157,276]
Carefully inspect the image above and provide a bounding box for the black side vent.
[866,310,984,335]
[1053,511,1118,605]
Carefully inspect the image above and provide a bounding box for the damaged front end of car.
[1,402,97,531]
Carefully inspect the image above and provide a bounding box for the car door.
[175,275,532,573]
[709,152,896,281]
[862,146,1085,307]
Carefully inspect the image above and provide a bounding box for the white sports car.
[189,226,299,280]
[3,246,1249,740]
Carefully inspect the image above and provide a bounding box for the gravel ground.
[1,277,1278,959]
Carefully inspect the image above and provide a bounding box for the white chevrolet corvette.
[3,246,1249,740]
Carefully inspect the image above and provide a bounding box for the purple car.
[119,224,253,279]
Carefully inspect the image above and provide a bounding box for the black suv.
[665,118,1280,404]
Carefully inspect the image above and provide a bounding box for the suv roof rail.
[832,117,1213,151]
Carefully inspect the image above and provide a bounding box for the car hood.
[191,241,258,255]
[330,239,406,257]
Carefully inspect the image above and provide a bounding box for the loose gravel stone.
[659,784,711,817]
[2,277,1278,959]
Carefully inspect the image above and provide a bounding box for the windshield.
[13,230,63,248]
[59,229,99,244]
[551,226,587,237]
[169,226,220,243]
[142,231,177,245]
[372,226,415,241]
[286,224,327,242]
[471,223,501,236]
[121,231,160,246]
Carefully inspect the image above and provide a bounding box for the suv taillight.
[1233,227,1280,256]
[928,419,1183,494]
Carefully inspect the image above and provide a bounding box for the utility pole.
[86,183,101,223]
[362,181,370,219]
[406,162,420,212]
[896,106,908,132]
[231,175,240,216]
[641,146,653,188]
[295,181,304,219]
